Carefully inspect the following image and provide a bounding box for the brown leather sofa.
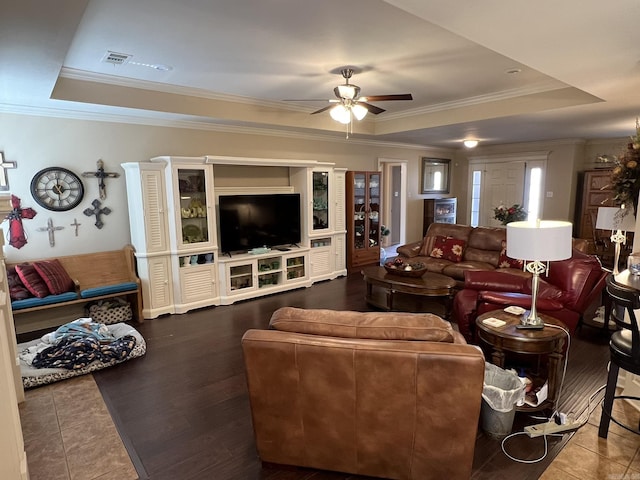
[396,223,523,288]
[242,307,485,480]
[396,223,589,289]
[451,249,607,342]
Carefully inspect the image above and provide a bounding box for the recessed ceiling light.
[463,139,479,148]
[505,68,522,75]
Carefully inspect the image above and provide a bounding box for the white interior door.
[478,161,526,227]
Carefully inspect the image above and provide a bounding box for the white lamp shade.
[506,220,573,261]
[351,103,368,121]
[595,206,636,232]
[330,104,351,124]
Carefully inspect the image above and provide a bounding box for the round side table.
[475,310,568,412]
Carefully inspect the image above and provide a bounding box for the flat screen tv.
[218,193,301,253]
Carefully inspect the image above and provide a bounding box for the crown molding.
[0,102,434,150]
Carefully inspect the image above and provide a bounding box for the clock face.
[30,167,85,211]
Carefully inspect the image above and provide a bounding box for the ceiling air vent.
[102,51,132,65]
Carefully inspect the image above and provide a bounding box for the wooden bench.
[8,245,143,334]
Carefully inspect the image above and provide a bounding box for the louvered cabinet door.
[141,169,169,253]
[146,256,173,315]
[177,265,217,308]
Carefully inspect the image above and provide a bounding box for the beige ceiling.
[3,0,640,147]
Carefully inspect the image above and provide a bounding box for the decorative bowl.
[383,263,427,277]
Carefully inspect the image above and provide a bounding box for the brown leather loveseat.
[242,307,485,480]
[396,223,590,289]
[395,223,522,288]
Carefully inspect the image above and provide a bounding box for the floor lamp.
[507,220,573,329]
[596,206,636,275]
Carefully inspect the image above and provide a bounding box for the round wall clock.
[30,167,85,211]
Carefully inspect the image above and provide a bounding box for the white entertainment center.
[122,156,346,318]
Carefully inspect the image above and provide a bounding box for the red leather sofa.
[452,248,607,342]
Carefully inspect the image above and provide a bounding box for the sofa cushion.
[80,282,139,299]
[269,307,456,343]
[33,259,75,295]
[7,266,31,300]
[442,261,496,281]
[430,236,465,263]
[15,264,50,298]
[419,235,437,256]
[12,292,79,310]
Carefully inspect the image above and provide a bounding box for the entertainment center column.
[150,156,220,314]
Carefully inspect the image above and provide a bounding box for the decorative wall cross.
[82,159,120,200]
[5,195,37,249]
[37,218,64,247]
[0,152,17,191]
[83,199,111,229]
[70,218,81,236]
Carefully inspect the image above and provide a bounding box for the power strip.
[524,421,582,438]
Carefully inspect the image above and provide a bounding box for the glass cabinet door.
[178,168,210,247]
[353,173,366,250]
[367,173,381,248]
[312,171,330,230]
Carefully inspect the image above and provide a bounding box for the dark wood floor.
[89,273,611,480]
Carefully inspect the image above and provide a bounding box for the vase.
[380,247,387,266]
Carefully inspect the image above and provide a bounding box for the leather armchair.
[452,249,607,342]
[242,307,485,480]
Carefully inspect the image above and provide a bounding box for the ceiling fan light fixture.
[351,104,368,121]
[336,84,360,100]
[330,104,351,124]
[463,139,479,148]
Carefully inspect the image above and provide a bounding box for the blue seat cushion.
[80,282,138,299]
[12,292,79,310]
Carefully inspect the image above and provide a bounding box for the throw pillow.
[15,264,51,298]
[419,235,437,256]
[33,259,74,295]
[430,235,465,263]
[498,240,524,269]
[7,266,31,300]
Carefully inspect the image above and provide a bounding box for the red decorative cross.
[5,195,37,249]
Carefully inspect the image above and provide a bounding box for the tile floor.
[541,393,640,480]
[18,374,137,480]
[17,374,640,480]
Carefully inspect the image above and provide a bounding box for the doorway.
[378,158,407,249]
[468,152,548,227]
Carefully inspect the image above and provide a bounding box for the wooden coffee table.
[475,310,568,412]
[360,266,456,319]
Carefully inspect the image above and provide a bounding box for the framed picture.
[421,158,451,194]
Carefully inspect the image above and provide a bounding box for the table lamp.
[507,220,573,329]
[595,206,636,275]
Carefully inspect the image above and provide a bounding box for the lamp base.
[516,311,545,329]
[516,323,545,330]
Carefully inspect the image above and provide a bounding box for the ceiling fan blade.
[361,94,413,102]
[282,99,332,102]
[310,105,335,115]
[357,102,385,115]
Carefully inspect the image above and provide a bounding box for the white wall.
[2,112,624,261]
[0,112,453,261]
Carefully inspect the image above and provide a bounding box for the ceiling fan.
[286,67,413,126]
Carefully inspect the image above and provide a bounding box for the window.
[470,170,482,227]
[526,167,542,221]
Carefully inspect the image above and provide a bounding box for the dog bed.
[18,321,146,389]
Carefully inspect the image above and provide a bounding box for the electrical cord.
[500,323,607,463]
[501,384,606,463]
